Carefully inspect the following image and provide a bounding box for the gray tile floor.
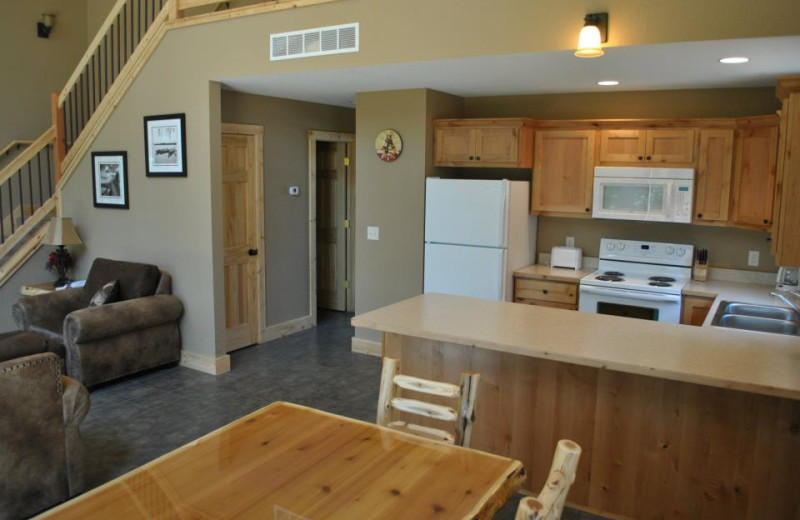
[78,309,605,520]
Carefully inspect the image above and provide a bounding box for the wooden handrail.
[0,213,53,288]
[168,0,341,28]
[0,197,57,262]
[0,140,34,158]
[59,0,129,105]
[0,127,55,188]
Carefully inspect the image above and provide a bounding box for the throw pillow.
[88,280,120,307]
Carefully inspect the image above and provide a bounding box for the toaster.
[551,246,583,270]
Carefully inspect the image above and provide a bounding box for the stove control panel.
[600,239,694,267]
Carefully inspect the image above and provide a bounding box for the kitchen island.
[352,293,800,520]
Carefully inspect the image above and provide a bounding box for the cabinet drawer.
[514,298,577,310]
[514,278,577,305]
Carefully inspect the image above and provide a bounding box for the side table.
[20,282,56,296]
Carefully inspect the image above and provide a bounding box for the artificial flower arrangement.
[45,246,73,286]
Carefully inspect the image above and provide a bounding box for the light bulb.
[575,24,604,58]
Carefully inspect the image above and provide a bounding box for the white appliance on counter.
[424,178,535,301]
[579,238,694,323]
[592,167,694,223]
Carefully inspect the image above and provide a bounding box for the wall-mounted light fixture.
[575,13,608,58]
[37,14,56,39]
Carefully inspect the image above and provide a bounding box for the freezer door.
[425,179,508,248]
[424,243,507,301]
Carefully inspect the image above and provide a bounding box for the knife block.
[693,262,708,282]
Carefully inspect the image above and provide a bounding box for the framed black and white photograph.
[92,151,129,209]
[143,113,187,177]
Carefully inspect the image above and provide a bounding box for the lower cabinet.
[681,295,715,326]
[514,277,579,310]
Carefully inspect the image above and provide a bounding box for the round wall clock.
[375,129,402,162]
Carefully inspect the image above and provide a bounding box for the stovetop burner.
[596,275,625,282]
[649,281,672,287]
[604,271,625,276]
[649,276,676,283]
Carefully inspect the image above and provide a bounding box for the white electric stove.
[579,239,694,323]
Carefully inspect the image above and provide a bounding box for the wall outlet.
[566,236,575,248]
[367,226,380,241]
[748,250,760,267]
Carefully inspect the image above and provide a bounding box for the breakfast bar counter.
[352,293,800,520]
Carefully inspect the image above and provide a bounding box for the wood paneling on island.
[384,333,800,520]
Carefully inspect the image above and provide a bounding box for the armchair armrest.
[12,288,86,331]
[64,295,183,345]
[61,376,90,427]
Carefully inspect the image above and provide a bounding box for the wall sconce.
[37,14,56,39]
[575,13,608,58]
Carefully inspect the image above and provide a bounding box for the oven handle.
[580,285,681,303]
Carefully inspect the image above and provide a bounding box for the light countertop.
[352,293,800,401]
[683,278,797,326]
[513,264,592,283]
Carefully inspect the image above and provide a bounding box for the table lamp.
[43,217,83,287]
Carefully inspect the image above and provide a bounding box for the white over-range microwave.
[592,167,694,223]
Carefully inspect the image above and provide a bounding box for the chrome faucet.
[770,291,800,313]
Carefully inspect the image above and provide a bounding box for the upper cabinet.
[598,129,695,166]
[433,119,534,168]
[773,80,800,267]
[531,130,595,216]
[694,129,734,223]
[730,125,779,230]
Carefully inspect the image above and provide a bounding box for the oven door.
[578,285,682,323]
[592,178,673,222]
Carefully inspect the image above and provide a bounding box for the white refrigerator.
[424,178,536,301]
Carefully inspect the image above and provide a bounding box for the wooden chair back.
[376,357,480,447]
[515,439,582,520]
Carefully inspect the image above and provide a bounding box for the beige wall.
[220,90,355,326]
[464,87,781,271]
[0,1,88,147]
[86,0,117,39]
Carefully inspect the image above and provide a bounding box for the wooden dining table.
[37,401,525,519]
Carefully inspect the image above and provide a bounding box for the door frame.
[222,122,267,346]
[308,130,355,325]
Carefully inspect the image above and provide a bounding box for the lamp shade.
[575,24,604,58]
[43,217,83,246]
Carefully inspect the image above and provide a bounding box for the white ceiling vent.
[271,23,359,61]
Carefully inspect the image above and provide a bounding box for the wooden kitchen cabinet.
[730,124,779,230]
[598,128,695,166]
[773,81,800,266]
[680,295,714,326]
[514,277,579,309]
[531,130,595,216]
[433,119,534,168]
[694,129,734,223]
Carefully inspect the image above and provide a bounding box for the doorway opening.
[308,131,355,324]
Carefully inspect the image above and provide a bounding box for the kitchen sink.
[711,301,799,337]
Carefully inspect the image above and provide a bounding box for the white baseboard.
[262,315,314,343]
[351,336,381,357]
[180,351,231,375]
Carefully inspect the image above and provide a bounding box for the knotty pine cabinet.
[433,119,534,168]
[680,295,714,326]
[598,128,695,166]
[731,124,779,230]
[773,80,800,266]
[694,129,734,223]
[531,130,595,216]
[514,277,579,310]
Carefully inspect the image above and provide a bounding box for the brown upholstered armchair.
[13,258,184,387]
[0,353,89,520]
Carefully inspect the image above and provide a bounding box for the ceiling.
[221,35,800,107]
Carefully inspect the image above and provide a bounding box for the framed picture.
[91,151,129,209]
[143,113,187,177]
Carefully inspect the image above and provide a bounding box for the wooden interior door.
[731,125,778,229]
[694,129,734,223]
[598,129,646,164]
[532,130,595,215]
[316,142,347,311]
[645,129,696,164]
[222,125,264,352]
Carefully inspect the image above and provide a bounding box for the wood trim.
[167,0,342,29]
[351,336,381,356]
[771,99,790,256]
[0,197,57,261]
[176,0,226,9]
[0,127,55,188]
[261,314,314,343]
[307,130,355,326]
[179,350,231,375]
[58,6,170,190]
[0,140,34,158]
[58,0,130,105]
[776,75,800,100]
[50,92,66,182]
[222,122,267,343]
[0,224,49,290]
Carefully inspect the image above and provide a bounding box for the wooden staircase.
[0,0,339,287]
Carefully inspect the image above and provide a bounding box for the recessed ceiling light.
[597,80,619,86]
[719,56,749,64]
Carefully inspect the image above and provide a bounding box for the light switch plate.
[566,236,575,248]
[367,226,380,241]
[748,250,759,266]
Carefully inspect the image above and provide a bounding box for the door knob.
[248,249,258,256]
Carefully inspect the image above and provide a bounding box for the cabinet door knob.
[638,156,643,160]
[585,207,591,212]
[764,219,770,225]
[697,213,703,218]
[542,289,548,295]
[476,156,481,161]
[646,155,652,161]
[469,156,474,160]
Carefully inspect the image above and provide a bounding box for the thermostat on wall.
[288,186,300,196]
